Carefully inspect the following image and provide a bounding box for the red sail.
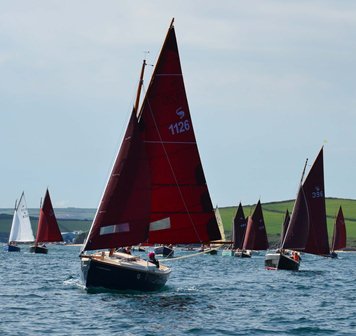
[282,147,330,255]
[303,148,330,255]
[282,186,309,250]
[84,111,151,251]
[36,189,63,243]
[83,22,220,251]
[331,206,346,251]
[242,201,269,250]
[232,202,247,249]
[140,24,220,244]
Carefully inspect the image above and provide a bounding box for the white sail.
[8,192,35,243]
[214,206,226,241]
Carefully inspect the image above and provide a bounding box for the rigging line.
[142,86,203,243]
[157,249,217,261]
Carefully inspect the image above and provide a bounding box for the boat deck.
[81,251,171,273]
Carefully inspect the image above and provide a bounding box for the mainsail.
[232,202,247,249]
[8,192,34,243]
[282,147,330,255]
[331,206,346,252]
[242,200,269,251]
[83,21,220,251]
[35,189,63,244]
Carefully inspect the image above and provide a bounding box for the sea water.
[0,246,355,335]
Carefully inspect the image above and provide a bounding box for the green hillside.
[219,198,356,248]
[0,214,91,238]
[1,198,355,247]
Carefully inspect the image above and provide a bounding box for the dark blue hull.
[81,256,171,292]
[4,244,21,252]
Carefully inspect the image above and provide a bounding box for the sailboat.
[79,19,221,292]
[233,202,251,257]
[4,192,35,252]
[265,147,330,270]
[29,189,63,254]
[221,202,248,257]
[330,206,346,258]
[153,245,174,258]
[240,200,269,257]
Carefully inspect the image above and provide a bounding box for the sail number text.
[312,190,324,198]
[168,120,190,135]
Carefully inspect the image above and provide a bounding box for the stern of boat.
[265,252,299,271]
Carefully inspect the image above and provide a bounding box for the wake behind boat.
[80,19,221,292]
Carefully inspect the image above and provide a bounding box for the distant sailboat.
[222,202,248,257]
[265,147,330,270]
[330,206,346,258]
[80,19,221,292]
[30,189,63,254]
[233,203,247,250]
[154,245,174,258]
[233,202,251,257]
[240,200,269,257]
[4,192,34,252]
[205,206,225,254]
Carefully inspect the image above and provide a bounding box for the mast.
[300,158,308,185]
[134,59,147,117]
[35,197,43,245]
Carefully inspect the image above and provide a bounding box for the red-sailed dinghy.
[80,19,221,292]
[30,189,63,254]
[330,206,347,258]
[238,200,269,258]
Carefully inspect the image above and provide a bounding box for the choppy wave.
[0,246,355,335]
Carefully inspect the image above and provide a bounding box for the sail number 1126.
[168,120,190,135]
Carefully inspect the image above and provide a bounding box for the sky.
[1,0,356,208]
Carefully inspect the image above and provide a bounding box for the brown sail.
[243,201,269,251]
[331,206,346,252]
[282,147,330,255]
[232,202,247,249]
[36,189,63,244]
